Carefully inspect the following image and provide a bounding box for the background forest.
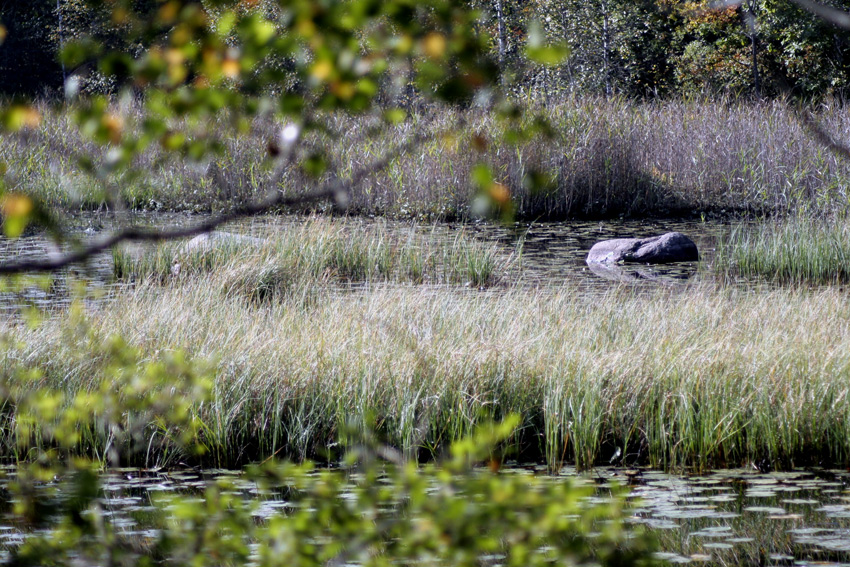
[3,0,850,100]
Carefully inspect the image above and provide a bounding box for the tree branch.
[788,0,850,29]
[796,107,850,162]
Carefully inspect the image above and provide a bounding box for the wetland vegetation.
[5,232,850,472]
[9,97,850,221]
[6,0,850,564]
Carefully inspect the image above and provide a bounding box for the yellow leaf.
[297,18,317,38]
[165,48,185,66]
[102,114,125,144]
[1,194,33,218]
[158,1,179,24]
[488,183,510,206]
[1,193,33,237]
[111,7,130,25]
[222,58,241,79]
[310,60,334,82]
[331,81,355,100]
[423,32,447,59]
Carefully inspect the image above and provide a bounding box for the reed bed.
[113,218,512,292]
[3,279,850,472]
[7,97,850,219]
[715,218,850,284]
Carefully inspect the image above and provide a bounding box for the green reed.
[3,280,850,472]
[715,218,850,284]
[112,218,509,294]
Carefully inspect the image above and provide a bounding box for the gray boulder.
[170,231,268,277]
[586,232,698,264]
[182,231,266,253]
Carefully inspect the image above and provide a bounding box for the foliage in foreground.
[0,340,658,567]
[5,0,850,100]
[2,0,547,278]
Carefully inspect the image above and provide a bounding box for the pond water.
[624,467,850,565]
[1,464,850,565]
[0,212,722,313]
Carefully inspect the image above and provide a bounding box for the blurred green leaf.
[383,108,407,124]
[302,152,328,178]
[471,163,494,188]
[525,19,570,66]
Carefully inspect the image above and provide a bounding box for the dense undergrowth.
[6,97,850,221]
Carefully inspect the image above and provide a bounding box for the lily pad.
[708,494,737,502]
[781,499,818,505]
[703,543,734,549]
[743,506,785,514]
[744,490,777,498]
[654,552,692,564]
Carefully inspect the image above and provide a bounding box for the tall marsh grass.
[113,218,512,292]
[4,280,850,472]
[8,97,850,219]
[715,218,850,284]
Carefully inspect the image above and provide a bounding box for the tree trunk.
[745,0,761,97]
[601,0,612,96]
[494,0,507,69]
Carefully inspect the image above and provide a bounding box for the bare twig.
[788,0,850,29]
[709,0,850,161]
[796,107,850,162]
[0,187,335,274]
[711,0,850,29]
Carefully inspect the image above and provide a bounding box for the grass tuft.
[113,219,510,298]
[715,218,850,284]
[10,97,850,219]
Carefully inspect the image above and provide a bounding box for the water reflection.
[585,261,698,284]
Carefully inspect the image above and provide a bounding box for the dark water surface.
[0,212,721,313]
[1,464,850,565]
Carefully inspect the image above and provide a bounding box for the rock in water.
[586,232,698,264]
[182,231,266,253]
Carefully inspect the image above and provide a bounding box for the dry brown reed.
[7,97,850,219]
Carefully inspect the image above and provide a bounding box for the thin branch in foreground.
[796,108,850,163]
[0,117,461,274]
[715,0,850,29]
[788,0,850,29]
